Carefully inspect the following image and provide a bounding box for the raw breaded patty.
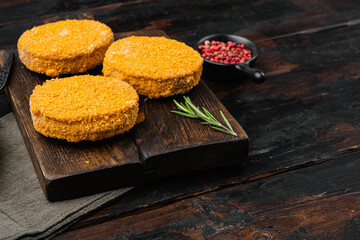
[102,36,203,98]
[18,19,114,77]
[30,75,139,142]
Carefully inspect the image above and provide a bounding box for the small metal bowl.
[196,34,266,84]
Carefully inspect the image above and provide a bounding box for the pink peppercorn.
[198,40,252,64]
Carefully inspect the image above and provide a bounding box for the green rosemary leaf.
[184,101,195,114]
[184,96,208,120]
[179,102,187,110]
[171,96,238,136]
[173,100,191,113]
[220,110,234,132]
[203,107,218,122]
[210,126,232,135]
[171,110,198,118]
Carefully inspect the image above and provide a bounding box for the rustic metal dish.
[196,34,266,83]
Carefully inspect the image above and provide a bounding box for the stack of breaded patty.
[20,20,203,142]
[18,19,114,77]
[30,75,139,142]
[103,36,203,98]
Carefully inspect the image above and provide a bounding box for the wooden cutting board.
[7,30,249,201]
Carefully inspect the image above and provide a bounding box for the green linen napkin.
[0,113,132,240]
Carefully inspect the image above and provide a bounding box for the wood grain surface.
[7,30,248,201]
[1,0,360,239]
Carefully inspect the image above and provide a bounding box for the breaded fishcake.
[18,19,114,77]
[30,75,139,142]
[102,36,203,98]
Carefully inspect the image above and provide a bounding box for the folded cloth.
[0,113,132,240]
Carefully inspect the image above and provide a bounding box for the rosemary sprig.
[171,96,237,136]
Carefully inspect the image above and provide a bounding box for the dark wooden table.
[1,0,360,239]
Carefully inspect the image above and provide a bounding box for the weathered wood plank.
[221,23,360,172]
[55,150,360,239]
[0,0,359,48]
[7,29,248,201]
[67,21,360,229]
[91,0,360,45]
[0,0,136,23]
[7,52,142,200]
[1,0,360,238]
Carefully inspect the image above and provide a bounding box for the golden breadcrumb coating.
[103,36,203,98]
[30,75,139,142]
[18,19,114,77]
